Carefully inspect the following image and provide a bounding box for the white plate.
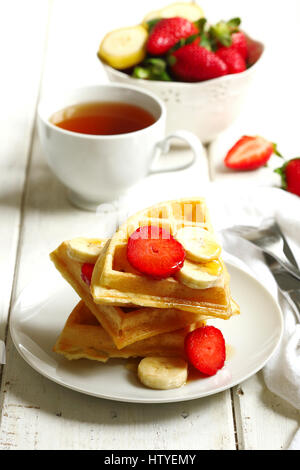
[10,261,283,403]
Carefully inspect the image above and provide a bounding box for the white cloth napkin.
[205,184,300,450]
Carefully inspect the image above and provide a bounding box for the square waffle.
[53,301,204,362]
[91,198,233,317]
[50,238,225,349]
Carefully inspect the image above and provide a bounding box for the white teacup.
[38,84,203,211]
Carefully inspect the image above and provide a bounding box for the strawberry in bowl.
[98,14,252,82]
[97,2,264,143]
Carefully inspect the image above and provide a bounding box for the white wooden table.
[0,0,299,450]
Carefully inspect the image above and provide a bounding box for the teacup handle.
[148,129,204,175]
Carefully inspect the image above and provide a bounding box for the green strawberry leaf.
[194,17,207,34]
[169,32,213,53]
[209,21,233,47]
[274,165,287,189]
[208,17,242,49]
[169,37,189,53]
[145,58,166,70]
[185,33,200,45]
[146,19,161,33]
[199,35,212,51]
[168,55,177,66]
[158,70,172,81]
[132,58,171,81]
[272,143,284,158]
[227,17,241,30]
[132,66,151,79]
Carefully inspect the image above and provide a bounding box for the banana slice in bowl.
[137,357,188,390]
[176,226,221,263]
[98,25,148,70]
[143,2,204,24]
[176,259,223,289]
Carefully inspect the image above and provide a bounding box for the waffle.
[53,301,205,362]
[50,239,227,349]
[91,198,233,318]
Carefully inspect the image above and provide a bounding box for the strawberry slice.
[185,326,226,376]
[127,226,185,279]
[224,135,275,171]
[81,263,95,285]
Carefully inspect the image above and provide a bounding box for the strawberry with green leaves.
[132,16,249,82]
[275,158,300,197]
[210,18,247,74]
[208,19,248,57]
[169,43,228,82]
[146,17,198,56]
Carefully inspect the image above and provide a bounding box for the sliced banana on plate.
[143,2,204,24]
[176,259,223,289]
[137,356,188,390]
[67,238,104,264]
[98,25,148,69]
[176,226,221,263]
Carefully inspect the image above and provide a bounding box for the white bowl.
[102,34,264,144]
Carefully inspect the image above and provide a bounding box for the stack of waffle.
[51,198,239,367]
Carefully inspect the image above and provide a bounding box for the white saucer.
[10,261,283,403]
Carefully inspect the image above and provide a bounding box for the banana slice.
[67,238,104,263]
[143,2,204,24]
[176,227,221,262]
[143,9,161,24]
[137,357,188,390]
[98,25,148,70]
[176,259,222,289]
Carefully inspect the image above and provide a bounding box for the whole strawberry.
[185,326,226,376]
[275,158,300,197]
[230,31,248,60]
[147,17,198,56]
[216,47,246,74]
[169,43,228,82]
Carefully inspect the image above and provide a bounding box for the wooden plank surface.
[0,1,50,360]
[0,0,236,451]
[232,373,300,450]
